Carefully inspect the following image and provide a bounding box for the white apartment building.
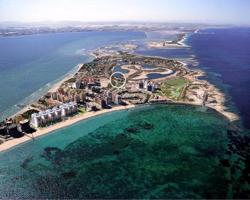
[31,102,78,128]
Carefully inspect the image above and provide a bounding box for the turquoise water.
[0,28,249,199]
[1,104,243,199]
[0,31,145,120]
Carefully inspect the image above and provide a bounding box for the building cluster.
[31,102,78,128]
[138,80,156,92]
[50,77,101,104]
[72,77,99,89]
[86,91,123,111]
[52,75,124,112]
[0,119,34,138]
[51,88,86,104]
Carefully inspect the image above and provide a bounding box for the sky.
[0,0,250,25]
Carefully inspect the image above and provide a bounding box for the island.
[0,46,238,151]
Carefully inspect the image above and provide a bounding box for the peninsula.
[148,33,189,48]
[0,46,238,151]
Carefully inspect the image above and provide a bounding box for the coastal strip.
[0,46,240,152]
[147,32,190,49]
[0,105,135,153]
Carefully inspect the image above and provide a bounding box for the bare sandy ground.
[0,105,135,153]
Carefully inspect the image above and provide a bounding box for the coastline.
[183,30,240,123]
[0,99,236,153]
[48,64,83,93]
[135,36,239,123]
[0,30,240,152]
[3,63,85,122]
[0,104,135,153]
[147,32,191,49]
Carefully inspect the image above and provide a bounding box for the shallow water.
[0,27,249,199]
[0,104,239,199]
[0,31,145,120]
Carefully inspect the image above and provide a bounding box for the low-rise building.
[31,102,78,128]
[39,111,49,124]
[139,81,144,89]
[19,119,34,133]
[52,107,62,120]
[7,124,23,138]
[147,83,155,92]
[68,101,78,113]
[92,86,101,93]
[112,93,122,105]
[47,109,57,122]
[79,92,86,102]
[51,92,58,100]
[72,79,82,89]
[0,126,7,136]
[74,94,81,103]
[138,80,155,92]
[95,96,107,109]
[86,102,98,112]
[143,80,148,89]
[60,104,70,117]
[31,113,43,128]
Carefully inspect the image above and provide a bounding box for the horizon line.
[0,20,249,27]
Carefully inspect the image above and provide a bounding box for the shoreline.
[136,31,239,123]
[0,104,135,153]
[0,31,240,152]
[147,32,191,49]
[107,46,239,123]
[0,99,238,153]
[48,64,83,93]
[4,64,85,121]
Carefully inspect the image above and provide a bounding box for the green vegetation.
[38,98,49,107]
[78,108,87,114]
[160,77,189,100]
[21,109,39,120]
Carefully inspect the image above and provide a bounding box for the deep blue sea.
[188,28,250,129]
[137,27,250,129]
[0,31,145,120]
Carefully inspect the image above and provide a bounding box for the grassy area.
[78,108,87,114]
[21,109,39,120]
[160,77,189,101]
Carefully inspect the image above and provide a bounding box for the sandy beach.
[7,64,83,120]
[178,34,190,47]
[48,64,83,93]
[147,32,190,49]
[0,105,135,153]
